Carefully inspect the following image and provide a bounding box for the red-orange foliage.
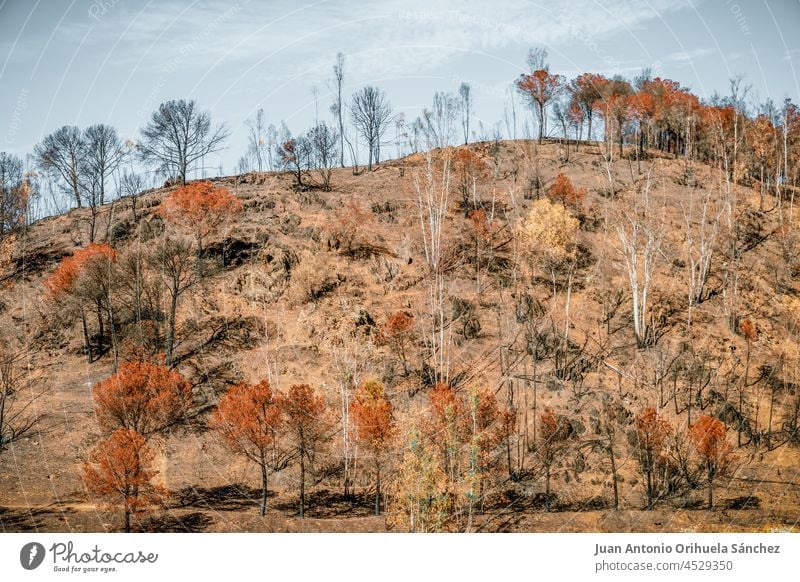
[538,407,573,511]
[689,415,731,462]
[688,415,733,509]
[160,181,242,253]
[377,311,415,374]
[633,407,673,508]
[283,383,329,518]
[211,380,285,516]
[468,208,492,242]
[570,73,607,140]
[429,382,461,426]
[44,243,119,363]
[82,428,166,532]
[427,383,464,485]
[44,243,117,299]
[92,360,193,438]
[350,380,395,515]
[516,69,564,142]
[467,388,513,480]
[546,173,586,208]
[452,148,488,175]
[738,318,758,341]
[350,380,395,452]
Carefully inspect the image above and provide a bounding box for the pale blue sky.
[1,0,799,176]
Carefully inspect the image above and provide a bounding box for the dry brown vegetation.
[1,141,799,533]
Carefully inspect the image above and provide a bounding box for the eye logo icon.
[20,542,46,570]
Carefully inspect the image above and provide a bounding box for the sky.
[1,0,799,178]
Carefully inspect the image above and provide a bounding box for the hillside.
[1,140,799,533]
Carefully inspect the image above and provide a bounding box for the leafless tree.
[307,123,339,191]
[459,82,472,145]
[331,53,346,168]
[681,187,722,326]
[613,165,663,348]
[246,108,268,172]
[0,346,46,454]
[0,152,26,239]
[83,124,127,206]
[349,86,392,171]
[149,236,196,367]
[119,170,145,222]
[422,92,458,149]
[414,149,453,384]
[138,99,229,185]
[34,125,85,208]
[527,46,549,71]
[277,134,312,189]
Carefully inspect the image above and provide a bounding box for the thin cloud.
[665,47,715,64]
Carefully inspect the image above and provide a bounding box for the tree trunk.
[260,457,268,517]
[545,467,551,512]
[166,280,179,367]
[374,462,381,516]
[537,103,544,143]
[124,487,131,533]
[299,430,306,518]
[106,297,119,372]
[80,307,92,363]
[609,440,619,511]
[707,464,714,511]
[96,299,105,343]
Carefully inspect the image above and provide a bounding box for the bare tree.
[331,53,346,168]
[350,86,393,171]
[149,236,196,367]
[459,82,472,145]
[34,125,85,208]
[613,166,663,348]
[0,346,46,454]
[0,152,26,239]
[414,149,453,384]
[79,125,128,241]
[423,92,458,149]
[277,134,312,189]
[681,187,722,326]
[119,170,145,222]
[83,124,127,206]
[307,123,339,191]
[246,108,268,172]
[138,99,229,185]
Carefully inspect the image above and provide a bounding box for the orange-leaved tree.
[283,383,329,518]
[516,69,564,143]
[632,407,673,509]
[211,380,288,516]
[92,359,193,439]
[538,408,573,512]
[689,415,733,510]
[82,428,166,532]
[546,173,586,209]
[350,380,395,515]
[464,387,510,528]
[428,382,466,492]
[44,243,118,364]
[159,180,242,257]
[377,312,415,376]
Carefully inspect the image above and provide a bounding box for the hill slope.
[1,140,799,533]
